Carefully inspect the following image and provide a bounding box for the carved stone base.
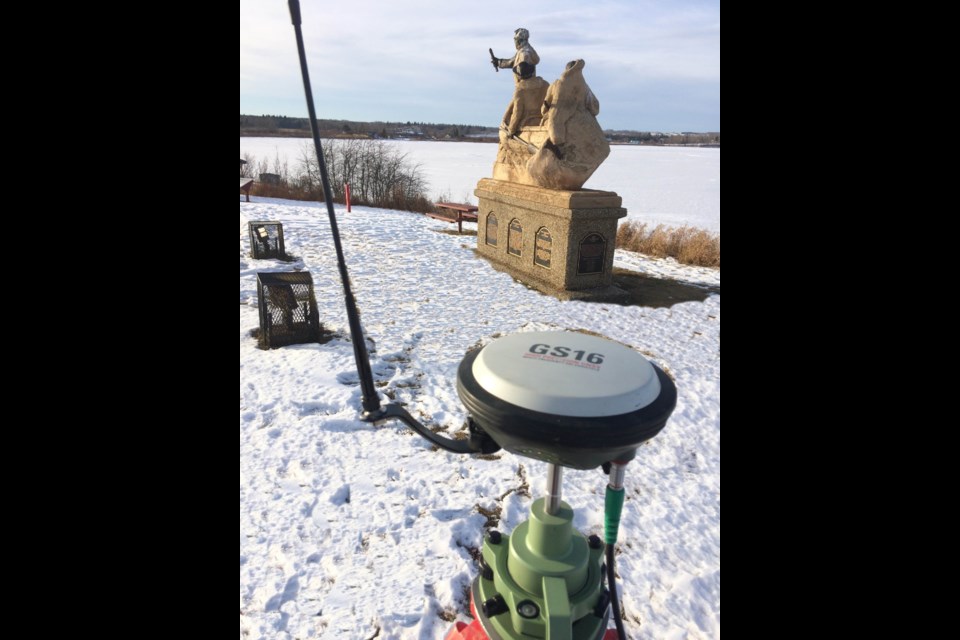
[474,178,626,295]
[493,126,548,185]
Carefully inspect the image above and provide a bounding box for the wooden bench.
[426,202,479,234]
[240,178,254,202]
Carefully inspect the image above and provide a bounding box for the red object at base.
[445,621,620,640]
[445,596,489,640]
[444,619,488,640]
[444,591,621,640]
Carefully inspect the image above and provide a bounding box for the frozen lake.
[240,137,720,233]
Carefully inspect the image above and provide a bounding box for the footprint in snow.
[336,371,360,386]
[331,484,351,506]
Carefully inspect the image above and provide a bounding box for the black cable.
[378,404,474,454]
[606,544,627,640]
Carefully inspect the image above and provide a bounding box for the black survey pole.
[284,1,484,455]
[288,0,382,417]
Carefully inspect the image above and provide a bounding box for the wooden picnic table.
[240,178,254,202]
[426,202,479,234]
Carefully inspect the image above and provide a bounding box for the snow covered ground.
[240,198,720,639]
[239,138,721,233]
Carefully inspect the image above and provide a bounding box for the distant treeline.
[240,114,498,142]
[240,114,720,146]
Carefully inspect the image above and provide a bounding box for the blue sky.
[240,0,720,132]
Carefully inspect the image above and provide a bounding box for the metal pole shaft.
[288,0,381,416]
[608,462,626,491]
[545,463,563,515]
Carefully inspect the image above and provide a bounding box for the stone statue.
[490,50,610,191]
[476,42,625,299]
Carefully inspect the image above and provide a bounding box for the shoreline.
[239,132,719,148]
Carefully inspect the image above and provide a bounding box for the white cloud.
[240,0,720,130]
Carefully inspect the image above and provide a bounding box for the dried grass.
[616,221,720,268]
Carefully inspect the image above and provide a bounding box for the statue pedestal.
[474,178,626,297]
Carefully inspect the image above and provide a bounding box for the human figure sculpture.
[490,29,549,139]
[489,28,539,84]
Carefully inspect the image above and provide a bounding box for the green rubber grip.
[604,486,625,546]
